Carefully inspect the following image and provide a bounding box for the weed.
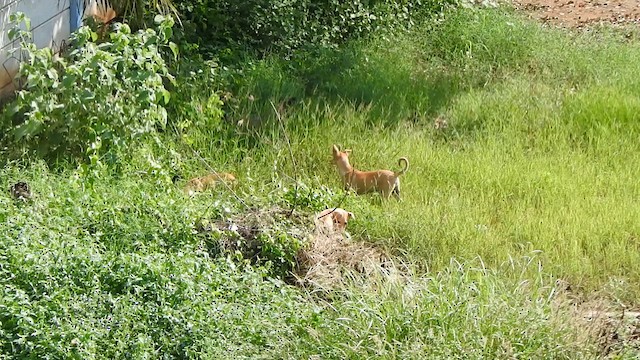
[1,14,177,164]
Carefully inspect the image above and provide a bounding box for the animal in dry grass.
[331,144,409,200]
[83,0,118,39]
[183,172,236,195]
[10,181,31,202]
[315,207,355,234]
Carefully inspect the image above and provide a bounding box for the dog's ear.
[344,149,352,155]
[332,144,339,155]
[348,212,355,220]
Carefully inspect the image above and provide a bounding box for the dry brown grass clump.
[195,205,407,289]
[572,302,640,357]
[294,229,406,290]
[552,285,640,358]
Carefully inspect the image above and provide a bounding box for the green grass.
[2,5,640,359]
[219,7,640,295]
[0,163,590,359]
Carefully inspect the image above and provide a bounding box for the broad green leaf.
[169,42,179,60]
[161,89,170,105]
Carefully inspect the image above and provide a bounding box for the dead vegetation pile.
[552,284,640,357]
[206,206,309,261]
[195,205,406,289]
[294,229,403,289]
[574,302,640,357]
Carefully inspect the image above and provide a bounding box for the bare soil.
[511,0,640,28]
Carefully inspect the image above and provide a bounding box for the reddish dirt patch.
[512,0,640,28]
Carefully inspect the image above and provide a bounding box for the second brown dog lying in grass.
[332,144,409,200]
[184,172,236,195]
[315,208,355,234]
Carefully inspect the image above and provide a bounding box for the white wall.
[0,0,71,99]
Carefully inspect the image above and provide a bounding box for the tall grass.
[212,7,640,296]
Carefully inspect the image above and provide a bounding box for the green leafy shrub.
[282,182,339,211]
[1,14,177,163]
[174,0,457,56]
[255,226,306,276]
[211,213,308,278]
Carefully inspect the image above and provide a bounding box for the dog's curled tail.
[396,157,409,176]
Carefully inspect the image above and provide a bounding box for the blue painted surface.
[69,0,82,31]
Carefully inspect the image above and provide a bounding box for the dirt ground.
[511,0,640,28]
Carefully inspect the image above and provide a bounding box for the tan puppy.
[315,208,355,234]
[184,172,236,195]
[332,145,409,200]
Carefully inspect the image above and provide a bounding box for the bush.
[174,0,457,56]
[1,14,178,164]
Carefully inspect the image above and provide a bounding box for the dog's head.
[316,207,355,232]
[331,145,352,166]
[220,173,237,182]
[331,209,355,231]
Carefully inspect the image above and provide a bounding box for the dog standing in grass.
[183,172,236,195]
[332,145,409,200]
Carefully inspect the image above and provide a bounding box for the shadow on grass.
[222,40,470,139]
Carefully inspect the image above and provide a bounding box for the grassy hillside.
[216,8,640,293]
[2,6,640,359]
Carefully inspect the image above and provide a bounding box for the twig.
[270,100,298,218]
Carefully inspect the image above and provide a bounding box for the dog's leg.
[392,181,401,200]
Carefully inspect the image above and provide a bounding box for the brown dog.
[315,208,355,234]
[332,145,408,199]
[184,172,236,195]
